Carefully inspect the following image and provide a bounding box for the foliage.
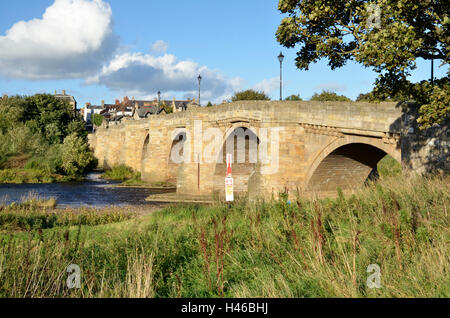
[101,164,135,181]
[276,0,449,127]
[0,94,95,182]
[61,134,97,176]
[0,168,71,184]
[91,114,103,127]
[377,155,402,177]
[206,101,213,107]
[231,89,271,101]
[67,119,88,140]
[0,199,135,232]
[161,102,173,114]
[1,124,47,157]
[285,94,303,101]
[0,174,448,297]
[310,90,352,102]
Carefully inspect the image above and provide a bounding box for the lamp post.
[278,52,284,101]
[197,75,202,106]
[157,91,161,106]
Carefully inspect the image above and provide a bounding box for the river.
[0,173,173,208]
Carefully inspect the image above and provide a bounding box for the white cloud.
[150,40,168,54]
[313,82,347,92]
[252,77,280,95]
[0,0,118,80]
[89,52,242,104]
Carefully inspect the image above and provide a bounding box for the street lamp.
[278,52,284,101]
[197,75,202,106]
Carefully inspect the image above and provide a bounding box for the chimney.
[101,100,105,108]
[62,90,66,95]
[115,99,120,106]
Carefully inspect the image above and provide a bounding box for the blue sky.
[0,0,446,107]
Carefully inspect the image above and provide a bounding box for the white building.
[83,103,103,123]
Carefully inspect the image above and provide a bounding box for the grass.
[0,194,136,234]
[377,155,402,177]
[0,174,448,298]
[103,165,174,188]
[101,165,137,182]
[0,154,80,184]
[0,168,76,184]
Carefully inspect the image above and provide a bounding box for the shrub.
[102,165,135,181]
[231,90,270,101]
[310,90,352,102]
[61,133,97,176]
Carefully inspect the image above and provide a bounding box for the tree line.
[0,94,96,181]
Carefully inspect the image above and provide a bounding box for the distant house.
[83,103,103,123]
[54,90,77,112]
[85,96,202,126]
[132,104,165,119]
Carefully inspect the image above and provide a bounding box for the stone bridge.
[89,101,448,198]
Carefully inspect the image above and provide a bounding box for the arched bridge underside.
[89,101,446,198]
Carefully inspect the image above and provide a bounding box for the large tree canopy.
[276,0,449,128]
[231,90,271,101]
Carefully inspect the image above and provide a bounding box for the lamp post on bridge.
[197,74,202,106]
[278,52,284,101]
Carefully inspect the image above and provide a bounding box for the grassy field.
[0,173,448,298]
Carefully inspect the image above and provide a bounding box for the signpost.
[225,154,234,202]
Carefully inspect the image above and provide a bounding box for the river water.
[0,173,172,208]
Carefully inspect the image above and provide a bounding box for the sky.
[0,0,447,108]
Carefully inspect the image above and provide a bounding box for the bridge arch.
[304,136,401,191]
[140,133,150,173]
[168,130,188,184]
[213,125,260,195]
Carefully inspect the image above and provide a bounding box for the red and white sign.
[225,154,234,202]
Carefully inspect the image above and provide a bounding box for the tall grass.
[0,174,448,298]
[101,165,136,181]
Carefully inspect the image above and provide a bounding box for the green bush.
[377,155,402,177]
[231,89,271,101]
[310,90,352,102]
[0,94,96,182]
[102,165,135,181]
[61,134,97,176]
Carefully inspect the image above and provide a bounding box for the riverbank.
[0,168,80,184]
[0,174,448,298]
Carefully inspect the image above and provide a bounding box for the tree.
[310,90,352,102]
[276,0,449,128]
[92,114,103,127]
[285,94,303,101]
[61,133,97,176]
[231,89,271,101]
[207,101,213,107]
[161,101,173,114]
[67,119,88,140]
[25,94,76,142]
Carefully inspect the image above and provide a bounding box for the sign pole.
[225,154,234,206]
